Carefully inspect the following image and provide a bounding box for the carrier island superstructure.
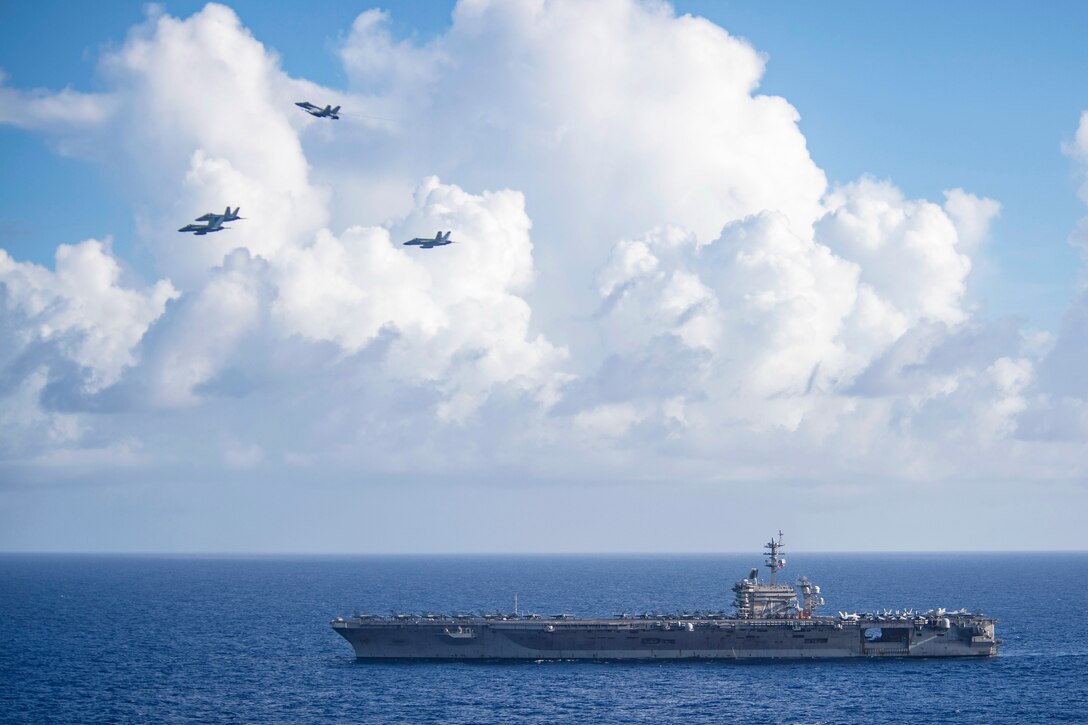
[331,534,999,660]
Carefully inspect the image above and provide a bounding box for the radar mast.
[764,530,786,585]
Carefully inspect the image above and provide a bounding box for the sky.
[1,0,1087,553]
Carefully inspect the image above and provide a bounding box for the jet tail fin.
[443,231,452,240]
[332,106,341,114]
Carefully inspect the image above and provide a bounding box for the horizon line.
[2,548,1085,557]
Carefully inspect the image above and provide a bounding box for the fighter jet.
[177,207,243,235]
[195,206,243,223]
[403,231,454,249]
[295,101,340,120]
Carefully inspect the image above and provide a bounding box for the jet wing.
[195,213,222,222]
[178,223,206,232]
[295,101,318,111]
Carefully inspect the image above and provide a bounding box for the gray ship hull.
[331,534,999,661]
[331,616,998,660]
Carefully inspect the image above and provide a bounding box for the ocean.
[2,552,1086,723]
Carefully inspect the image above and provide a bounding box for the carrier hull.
[331,533,999,660]
[331,615,998,660]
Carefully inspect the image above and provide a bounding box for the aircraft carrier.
[331,533,999,660]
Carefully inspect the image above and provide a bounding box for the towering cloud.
[0,0,1082,498]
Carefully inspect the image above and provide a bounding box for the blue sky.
[2,1,1087,552]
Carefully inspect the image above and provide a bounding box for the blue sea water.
[1,552,1086,724]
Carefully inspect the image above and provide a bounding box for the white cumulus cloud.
[0,0,1082,502]
[0,240,176,392]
